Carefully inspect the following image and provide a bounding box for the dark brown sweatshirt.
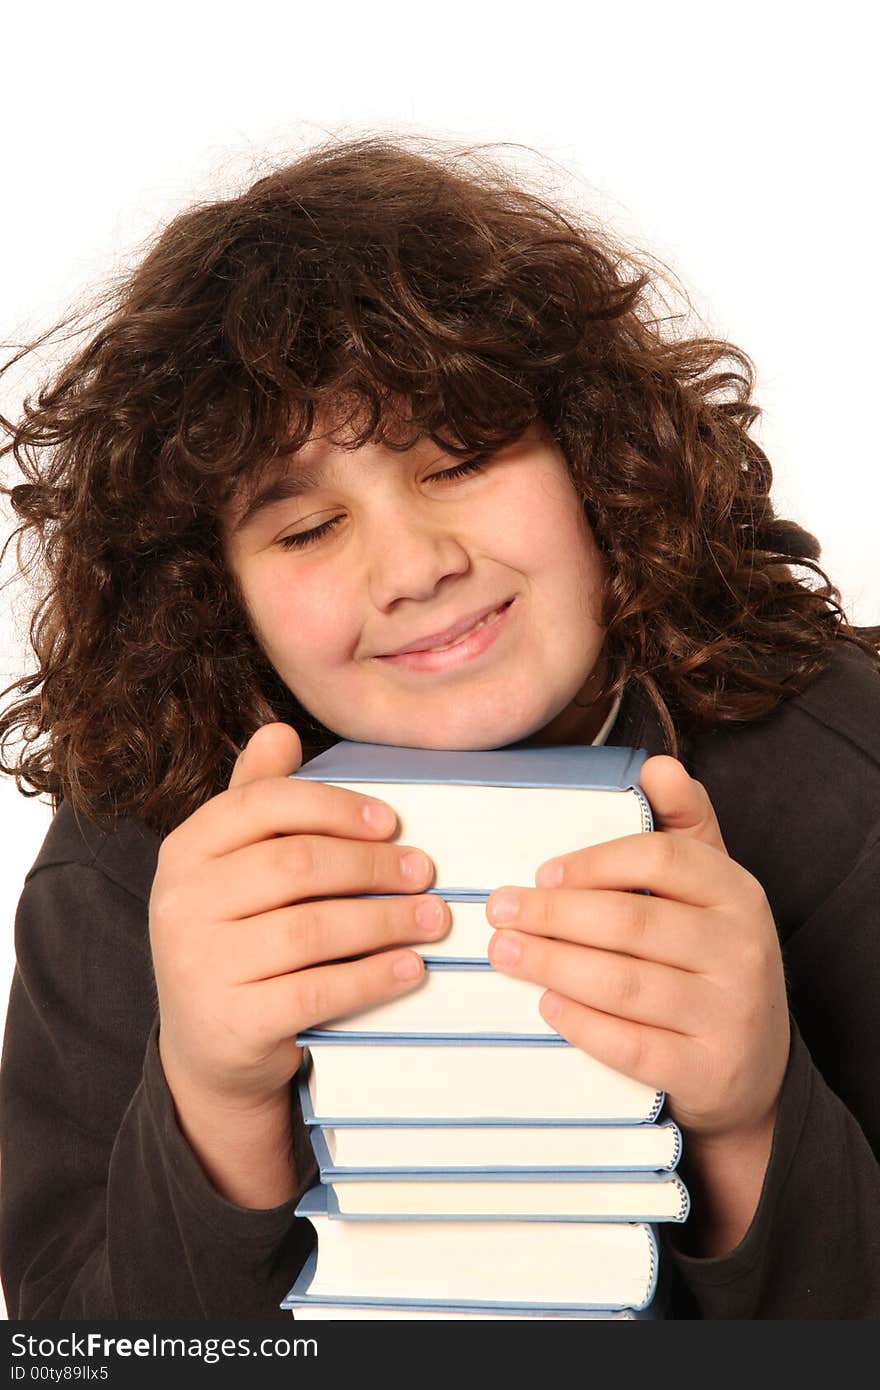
[1,638,878,1319]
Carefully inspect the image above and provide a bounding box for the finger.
[537,991,690,1098]
[239,949,428,1043]
[220,894,451,982]
[200,833,435,920]
[535,831,744,909]
[638,756,728,853]
[489,931,718,1035]
[229,721,304,789]
[485,886,710,971]
[165,758,403,864]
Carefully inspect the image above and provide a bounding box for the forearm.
[1,1045,308,1319]
[1,861,313,1320]
[663,1025,880,1318]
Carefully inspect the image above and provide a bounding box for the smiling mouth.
[412,601,512,653]
[378,599,514,658]
[373,598,516,672]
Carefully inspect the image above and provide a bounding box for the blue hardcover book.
[282,1251,665,1319]
[301,960,573,1040]
[297,1072,681,1171]
[290,1183,660,1312]
[295,739,648,790]
[316,1166,690,1222]
[354,892,499,964]
[287,741,679,1318]
[296,1035,665,1124]
[291,741,652,893]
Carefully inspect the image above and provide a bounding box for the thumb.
[228,722,304,790]
[639,754,728,854]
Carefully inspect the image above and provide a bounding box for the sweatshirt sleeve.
[0,860,316,1319]
[662,836,880,1318]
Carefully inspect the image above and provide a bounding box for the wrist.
[157,1028,292,1116]
[158,1041,299,1209]
[675,1107,777,1258]
[684,1103,778,1160]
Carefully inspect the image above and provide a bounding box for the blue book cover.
[297,1032,573,1047]
[294,739,649,791]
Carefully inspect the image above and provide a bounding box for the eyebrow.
[231,461,330,535]
[229,438,471,535]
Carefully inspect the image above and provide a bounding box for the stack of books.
[281,741,689,1320]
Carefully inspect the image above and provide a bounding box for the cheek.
[527,487,601,583]
[576,523,607,599]
[256,566,352,659]
[490,474,574,570]
[544,511,606,630]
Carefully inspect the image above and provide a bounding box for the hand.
[149,722,445,1115]
[485,755,790,1142]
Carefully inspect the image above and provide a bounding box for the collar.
[590,689,624,746]
[607,680,683,762]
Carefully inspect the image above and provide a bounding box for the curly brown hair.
[1,133,876,839]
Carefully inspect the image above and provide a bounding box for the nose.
[366,503,471,609]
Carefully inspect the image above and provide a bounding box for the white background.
[0,0,877,1319]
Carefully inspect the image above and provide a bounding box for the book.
[288,1304,645,1320]
[290,740,651,893]
[282,740,680,1322]
[362,893,502,963]
[298,1036,664,1124]
[311,1122,681,1174]
[283,1251,661,1318]
[294,740,653,1038]
[299,1077,681,1171]
[292,1184,660,1311]
[317,1168,689,1220]
[308,961,561,1038]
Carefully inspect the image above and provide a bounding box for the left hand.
[486,755,790,1141]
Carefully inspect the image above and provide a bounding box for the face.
[220,419,611,750]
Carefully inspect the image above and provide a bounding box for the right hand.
[149,721,447,1114]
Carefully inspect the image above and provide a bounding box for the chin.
[328,719,517,752]
[325,688,567,752]
[396,711,558,753]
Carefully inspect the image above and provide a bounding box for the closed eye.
[275,454,490,551]
[276,516,344,550]
[432,455,489,482]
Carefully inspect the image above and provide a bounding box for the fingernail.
[393,951,423,982]
[536,860,563,887]
[542,991,562,1021]
[415,897,444,933]
[362,799,396,831]
[401,850,431,882]
[487,890,520,924]
[492,933,521,968]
